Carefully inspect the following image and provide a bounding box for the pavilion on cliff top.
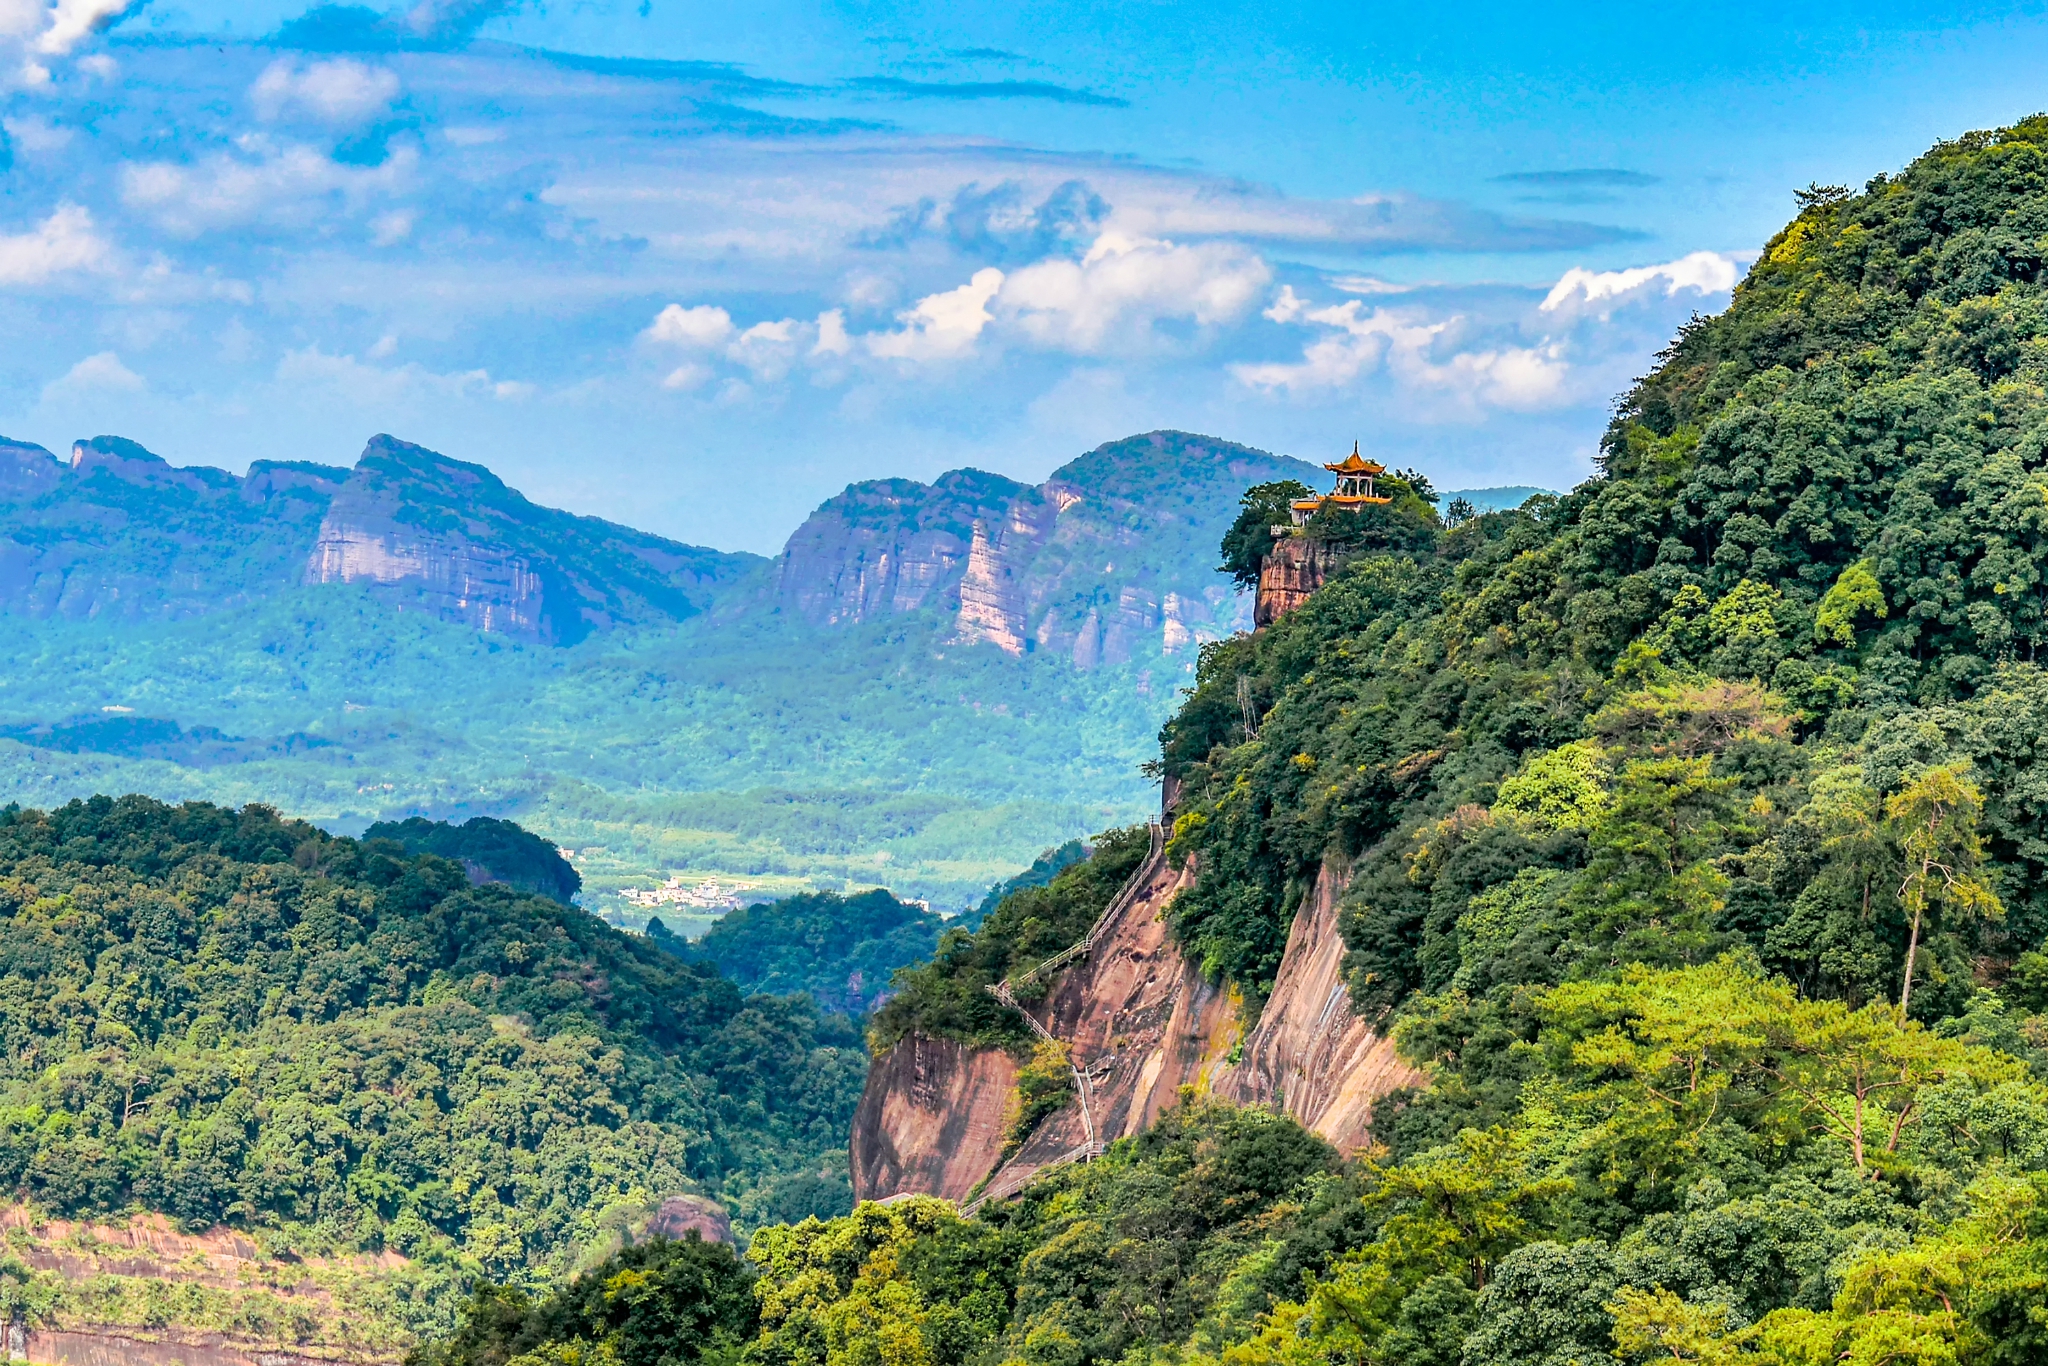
[1289,442,1393,526]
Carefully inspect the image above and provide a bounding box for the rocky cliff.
[304,436,757,645]
[849,847,1420,1204]
[777,432,1321,668]
[0,1203,405,1366]
[1253,534,1343,630]
[850,1034,1021,1202]
[1210,860,1419,1152]
[0,436,344,621]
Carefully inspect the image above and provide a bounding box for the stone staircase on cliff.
[961,820,1166,1216]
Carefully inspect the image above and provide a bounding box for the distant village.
[619,875,761,912]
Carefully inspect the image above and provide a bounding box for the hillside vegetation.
[0,795,866,1342]
[654,118,2048,1366]
[656,887,942,1016]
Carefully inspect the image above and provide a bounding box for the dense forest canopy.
[0,795,866,1337]
[654,887,942,1016]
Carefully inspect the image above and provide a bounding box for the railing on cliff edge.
[961,819,1167,1217]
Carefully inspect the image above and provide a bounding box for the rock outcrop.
[969,846,1237,1204]
[852,1034,1020,1202]
[851,847,1419,1205]
[306,436,756,645]
[0,1204,404,1365]
[0,433,758,640]
[774,469,1030,628]
[1212,861,1422,1150]
[639,1194,736,1245]
[775,433,1319,667]
[1254,535,1344,629]
[0,437,346,621]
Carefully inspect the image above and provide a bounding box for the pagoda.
[1290,442,1391,526]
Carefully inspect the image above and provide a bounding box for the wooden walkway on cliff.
[961,818,1167,1217]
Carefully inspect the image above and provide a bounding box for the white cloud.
[0,203,110,285]
[997,232,1269,352]
[661,362,712,391]
[44,350,142,398]
[252,59,401,126]
[1263,284,1308,323]
[1541,251,1742,314]
[644,303,735,348]
[275,345,527,405]
[1235,297,1568,411]
[2,114,71,151]
[867,268,1004,361]
[643,305,837,385]
[34,0,130,55]
[813,309,852,357]
[120,141,418,236]
[370,209,415,246]
[730,319,803,380]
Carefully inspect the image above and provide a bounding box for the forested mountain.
[0,795,865,1350]
[0,434,754,641]
[558,116,2048,1366]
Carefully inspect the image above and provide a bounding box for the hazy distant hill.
[0,433,758,645]
[1450,484,1556,512]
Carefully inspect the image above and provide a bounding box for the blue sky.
[2,0,2046,551]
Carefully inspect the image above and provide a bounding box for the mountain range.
[0,429,1531,911]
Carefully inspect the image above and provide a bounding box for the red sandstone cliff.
[1211,861,1421,1151]
[0,1205,407,1366]
[851,1033,1021,1202]
[1253,535,1344,629]
[306,436,751,645]
[850,848,1420,1205]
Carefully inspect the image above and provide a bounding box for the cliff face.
[851,850,1417,1204]
[775,469,1030,628]
[1253,535,1344,629]
[776,432,1320,668]
[306,436,758,645]
[851,1033,1020,1202]
[0,1203,405,1366]
[1211,861,1423,1151]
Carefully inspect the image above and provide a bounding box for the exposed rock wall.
[304,435,756,644]
[851,851,1420,1205]
[850,1033,1020,1202]
[0,438,344,621]
[1212,861,1423,1151]
[28,1330,352,1366]
[774,432,1310,667]
[775,470,1031,628]
[0,433,757,639]
[978,849,1236,1199]
[1254,535,1344,629]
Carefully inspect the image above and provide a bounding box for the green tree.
[1886,766,2002,1018]
[1218,482,1315,590]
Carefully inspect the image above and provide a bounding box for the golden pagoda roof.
[1324,442,1386,476]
